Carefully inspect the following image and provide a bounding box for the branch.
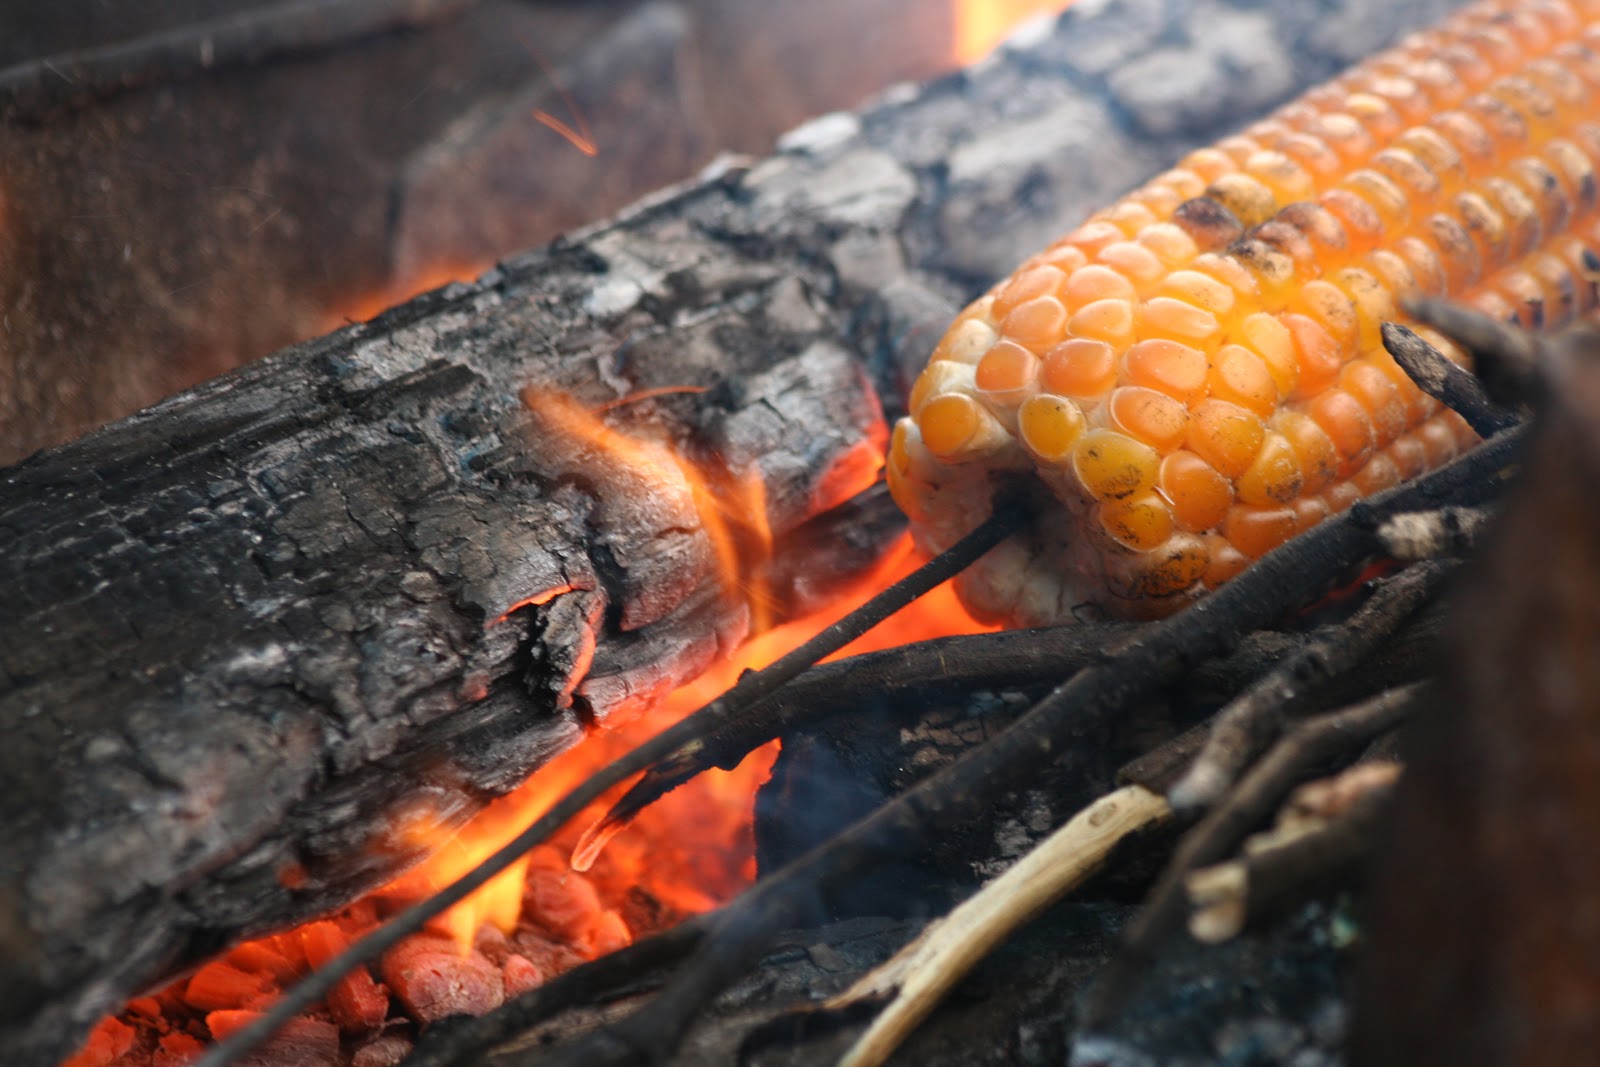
[1382,321,1522,437]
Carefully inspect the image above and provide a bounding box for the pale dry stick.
[831,784,1172,1067]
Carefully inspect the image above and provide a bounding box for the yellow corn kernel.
[1187,400,1266,478]
[1124,338,1209,403]
[1017,394,1086,462]
[1041,338,1117,398]
[1109,386,1190,452]
[993,265,1068,320]
[1067,298,1137,347]
[974,340,1040,406]
[1064,264,1137,309]
[1235,432,1304,507]
[1209,344,1280,418]
[1160,451,1233,532]
[1000,296,1069,351]
[1072,429,1160,501]
[1098,492,1177,551]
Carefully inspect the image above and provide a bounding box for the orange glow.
[951,0,1076,65]
[322,259,489,331]
[533,110,599,157]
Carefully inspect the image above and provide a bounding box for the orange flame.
[951,0,1076,65]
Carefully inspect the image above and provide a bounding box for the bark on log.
[0,0,1462,1062]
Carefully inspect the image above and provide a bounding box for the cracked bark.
[0,0,1464,1062]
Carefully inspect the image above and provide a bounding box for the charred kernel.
[1041,338,1117,397]
[1251,220,1318,279]
[1277,202,1350,263]
[1172,198,1247,251]
[1160,450,1234,532]
[1223,504,1299,559]
[1072,429,1160,501]
[1064,265,1137,308]
[1308,388,1376,469]
[1098,492,1177,551]
[1000,296,1068,351]
[1238,312,1300,397]
[1236,432,1303,507]
[1138,297,1221,348]
[1208,344,1279,418]
[1109,386,1190,452]
[1187,399,1266,478]
[931,317,999,365]
[1137,223,1200,269]
[1158,269,1237,317]
[1231,239,1297,308]
[1350,452,1402,495]
[1097,242,1167,294]
[993,266,1068,320]
[1124,338,1209,402]
[1067,298,1136,347]
[1282,313,1345,400]
[1017,394,1086,462]
[974,340,1039,403]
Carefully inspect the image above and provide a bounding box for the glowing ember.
[951,0,1076,64]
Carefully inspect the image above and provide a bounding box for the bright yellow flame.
[952,0,1076,65]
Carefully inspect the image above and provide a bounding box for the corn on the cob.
[888,0,1600,624]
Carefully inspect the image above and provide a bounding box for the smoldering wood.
[1,0,1471,1061]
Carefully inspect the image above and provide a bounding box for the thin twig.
[190,500,1031,1067]
[1398,296,1544,409]
[0,0,478,122]
[520,427,1523,1067]
[831,784,1172,1067]
[1084,682,1428,1025]
[1186,769,1396,943]
[1382,321,1522,437]
[1167,560,1453,813]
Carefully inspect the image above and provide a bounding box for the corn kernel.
[1350,452,1402,495]
[1389,433,1428,479]
[931,317,999,365]
[1124,338,1209,402]
[908,360,973,416]
[993,265,1068,320]
[1160,450,1233,532]
[1307,388,1376,469]
[1208,344,1279,418]
[1236,432,1304,507]
[1183,147,1241,183]
[1067,298,1136,347]
[1238,311,1301,398]
[1272,410,1340,493]
[1290,280,1360,351]
[1207,173,1280,228]
[1158,270,1237,318]
[1201,533,1251,588]
[1017,394,1086,462]
[1001,296,1069,351]
[1097,242,1168,294]
[1282,313,1345,400]
[1064,264,1137,309]
[1099,492,1177,551]
[1172,199,1246,252]
[1072,429,1160,501]
[919,393,984,458]
[1109,386,1190,452]
[1137,223,1200,269]
[1107,534,1210,599]
[1041,338,1117,398]
[1224,504,1300,559]
[1138,296,1221,348]
[1188,399,1266,478]
[974,340,1039,405]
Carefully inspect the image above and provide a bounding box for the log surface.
[0,0,1460,1062]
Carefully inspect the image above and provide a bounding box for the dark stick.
[1167,560,1454,813]
[0,0,478,122]
[1382,321,1522,438]
[1084,682,1428,1026]
[518,428,1524,1067]
[191,501,1031,1067]
[1398,297,1546,409]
